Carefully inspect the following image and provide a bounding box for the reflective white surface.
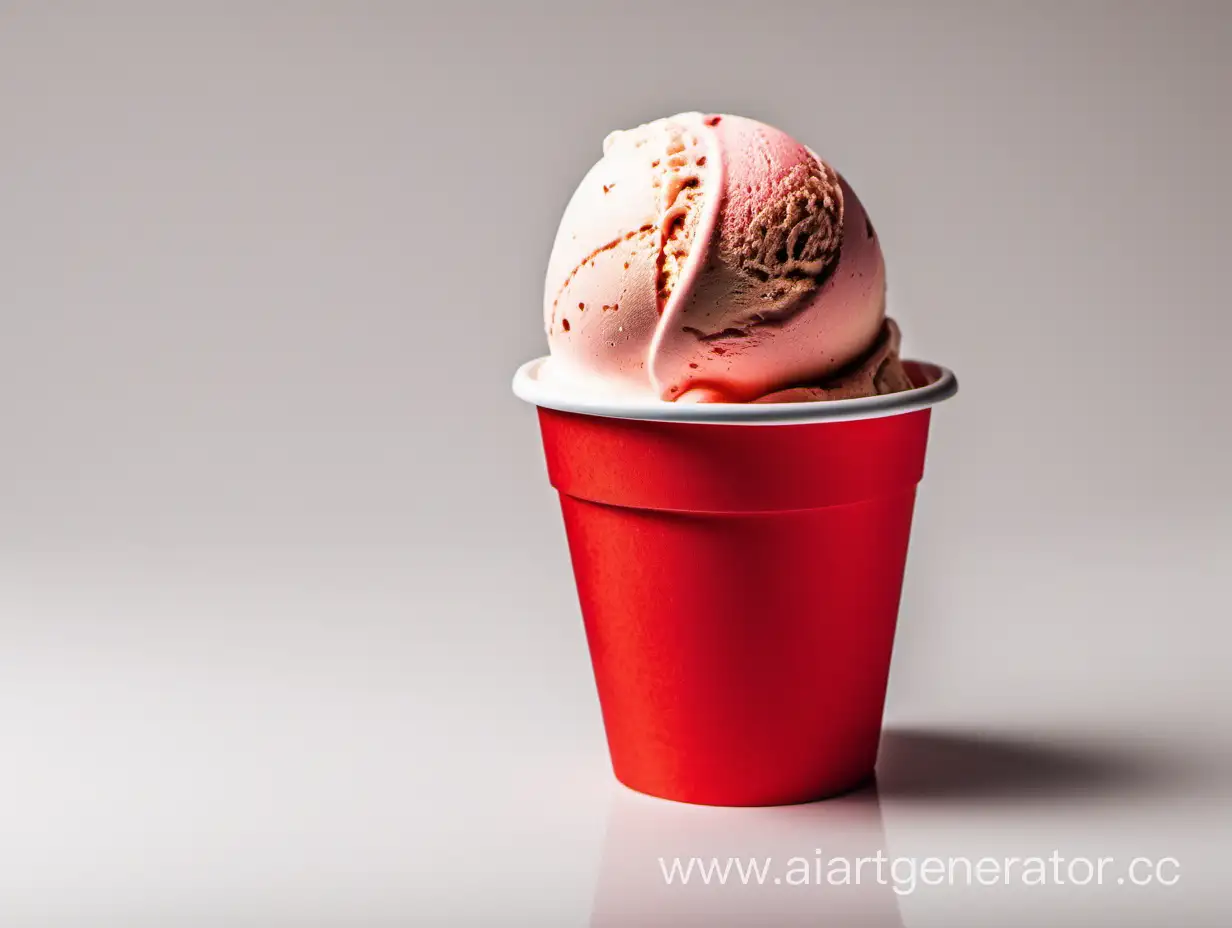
[0,546,1227,926]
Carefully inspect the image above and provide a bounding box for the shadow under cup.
[516,360,958,806]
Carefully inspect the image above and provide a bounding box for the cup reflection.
[590,783,905,927]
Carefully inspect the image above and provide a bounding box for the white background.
[1,2,1229,925]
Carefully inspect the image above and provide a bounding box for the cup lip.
[512,356,958,425]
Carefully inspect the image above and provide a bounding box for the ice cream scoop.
[542,112,909,403]
[517,114,959,807]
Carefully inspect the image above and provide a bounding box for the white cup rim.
[512,356,958,425]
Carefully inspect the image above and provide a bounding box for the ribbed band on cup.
[537,407,931,513]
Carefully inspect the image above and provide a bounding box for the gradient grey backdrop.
[1,2,1229,926]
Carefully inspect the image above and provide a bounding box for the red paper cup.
[513,358,957,806]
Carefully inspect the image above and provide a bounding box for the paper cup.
[513,358,957,806]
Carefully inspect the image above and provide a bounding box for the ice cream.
[519,113,958,807]
[542,112,911,403]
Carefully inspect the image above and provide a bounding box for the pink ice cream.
[542,113,911,403]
